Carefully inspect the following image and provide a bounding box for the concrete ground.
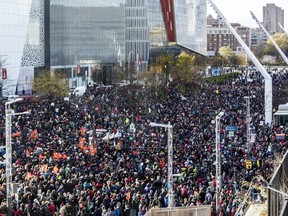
[245,203,267,216]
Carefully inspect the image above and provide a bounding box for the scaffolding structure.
[215,111,224,213]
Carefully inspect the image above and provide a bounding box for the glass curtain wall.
[0,0,44,95]
[173,0,207,55]
[125,0,150,69]
[147,0,167,47]
[50,0,126,66]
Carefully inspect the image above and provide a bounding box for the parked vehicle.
[73,86,86,97]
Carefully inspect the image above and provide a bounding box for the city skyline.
[207,0,287,29]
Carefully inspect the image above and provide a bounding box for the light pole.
[5,98,30,215]
[128,51,133,81]
[215,111,224,214]
[244,96,251,160]
[164,64,168,87]
[150,122,179,208]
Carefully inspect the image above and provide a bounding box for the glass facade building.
[174,0,207,55]
[50,0,126,66]
[50,0,206,68]
[0,0,207,92]
[0,0,45,95]
[147,0,167,47]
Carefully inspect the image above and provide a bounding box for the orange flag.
[57,153,63,159]
[81,145,88,153]
[89,145,97,155]
[53,152,64,160]
[12,131,22,137]
[53,165,59,174]
[30,129,39,141]
[62,154,68,160]
[126,192,131,202]
[53,152,58,159]
[79,137,86,144]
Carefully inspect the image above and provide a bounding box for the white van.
[3,95,20,101]
[73,86,86,97]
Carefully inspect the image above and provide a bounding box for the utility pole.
[5,98,30,215]
[215,111,224,214]
[150,122,179,207]
[245,96,251,160]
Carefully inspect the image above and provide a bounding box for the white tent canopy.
[274,103,288,125]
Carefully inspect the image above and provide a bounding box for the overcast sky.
[207,0,288,29]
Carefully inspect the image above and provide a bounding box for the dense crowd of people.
[0,69,287,216]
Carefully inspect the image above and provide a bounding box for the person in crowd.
[0,69,287,216]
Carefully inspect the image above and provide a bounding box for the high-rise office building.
[263,3,284,34]
[0,0,207,93]
[0,0,46,95]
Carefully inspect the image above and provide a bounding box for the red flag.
[160,158,165,169]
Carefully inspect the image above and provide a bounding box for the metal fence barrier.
[268,151,288,216]
[144,206,211,216]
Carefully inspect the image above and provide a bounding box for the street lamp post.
[244,96,251,160]
[215,111,224,214]
[128,51,133,81]
[150,122,179,208]
[164,64,168,87]
[5,98,30,215]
